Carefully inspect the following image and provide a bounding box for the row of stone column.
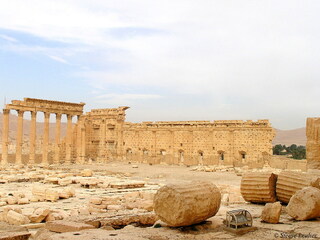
[1,109,84,165]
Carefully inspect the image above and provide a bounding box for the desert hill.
[272,127,306,146]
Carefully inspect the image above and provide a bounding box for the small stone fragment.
[261,201,282,223]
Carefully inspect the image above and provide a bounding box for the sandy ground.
[1,162,319,240]
[60,161,242,186]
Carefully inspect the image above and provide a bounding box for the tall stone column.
[98,119,106,163]
[16,110,24,165]
[54,113,61,164]
[1,109,10,165]
[29,111,37,164]
[81,120,86,164]
[42,112,50,165]
[65,114,73,164]
[76,115,82,164]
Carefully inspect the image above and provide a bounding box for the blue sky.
[0,0,320,129]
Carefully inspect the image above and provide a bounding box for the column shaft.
[65,114,73,164]
[76,115,82,164]
[81,120,86,164]
[16,110,24,164]
[42,112,50,165]
[29,111,37,164]
[98,119,106,163]
[1,109,10,165]
[54,113,61,164]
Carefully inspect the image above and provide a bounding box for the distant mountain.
[273,128,306,146]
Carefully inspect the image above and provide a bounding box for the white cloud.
[0,34,18,42]
[48,55,68,64]
[0,0,320,129]
[94,93,162,105]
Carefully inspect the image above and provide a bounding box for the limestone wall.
[269,155,307,171]
[84,108,275,167]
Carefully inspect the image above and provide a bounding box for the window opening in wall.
[218,151,224,161]
[242,153,246,159]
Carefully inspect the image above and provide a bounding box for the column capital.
[30,111,37,117]
[44,112,50,118]
[17,110,24,116]
[3,109,10,114]
[67,114,73,120]
[55,113,62,119]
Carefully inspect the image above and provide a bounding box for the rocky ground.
[0,162,319,240]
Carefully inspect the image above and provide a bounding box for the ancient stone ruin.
[1,97,275,167]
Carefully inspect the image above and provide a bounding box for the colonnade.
[1,109,85,165]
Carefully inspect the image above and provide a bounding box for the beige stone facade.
[84,107,275,166]
[1,98,275,166]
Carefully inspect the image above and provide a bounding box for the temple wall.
[84,108,275,167]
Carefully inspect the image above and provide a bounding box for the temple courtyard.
[0,162,319,240]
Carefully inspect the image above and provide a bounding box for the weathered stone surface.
[100,212,158,228]
[261,201,282,223]
[287,186,320,220]
[29,208,50,223]
[81,169,93,177]
[276,171,312,204]
[154,181,221,227]
[109,181,145,189]
[89,197,102,205]
[241,172,277,203]
[7,196,18,205]
[306,118,320,169]
[0,231,31,240]
[45,189,59,202]
[7,210,30,225]
[45,220,95,233]
[17,198,29,205]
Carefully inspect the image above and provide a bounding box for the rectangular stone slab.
[46,220,95,233]
[0,232,31,240]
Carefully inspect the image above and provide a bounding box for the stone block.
[287,186,320,220]
[45,189,59,202]
[81,169,93,177]
[18,198,29,205]
[45,220,95,233]
[0,232,31,240]
[261,201,282,223]
[7,210,30,225]
[154,181,221,227]
[29,208,50,223]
